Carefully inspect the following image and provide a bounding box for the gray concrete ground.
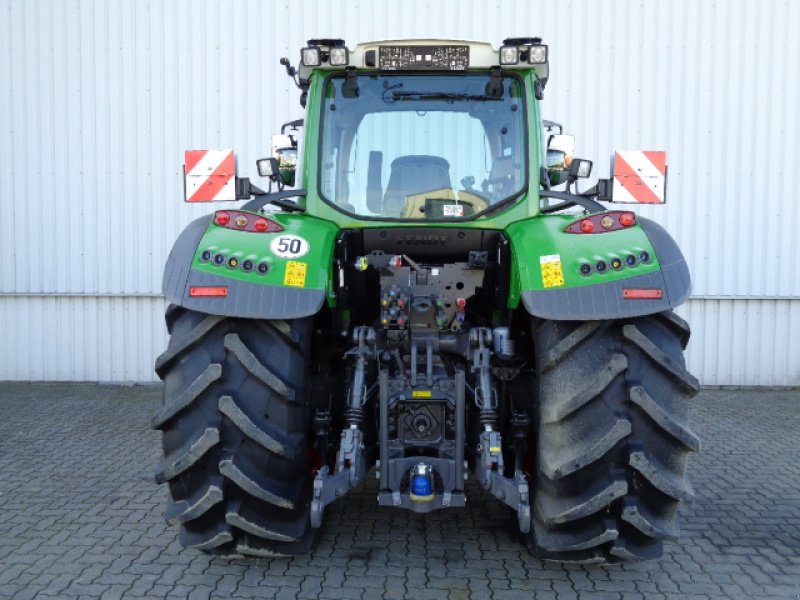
[0,383,798,599]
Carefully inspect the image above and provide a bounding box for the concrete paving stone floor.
[0,383,798,599]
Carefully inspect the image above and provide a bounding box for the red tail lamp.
[213,210,283,233]
[565,211,638,234]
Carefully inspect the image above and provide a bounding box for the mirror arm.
[279,57,302,90]
[281,118,304,135]
[539,189,606,214]
[542,120,563,134]
[578,178,614,202]
[241,189,307,213]
[539,165,551,189]
[235,177,266,199]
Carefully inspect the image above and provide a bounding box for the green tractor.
[153,38,699,563]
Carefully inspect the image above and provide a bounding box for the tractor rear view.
[153,37,699,563]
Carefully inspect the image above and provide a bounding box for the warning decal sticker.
[283,261,307,288]
[540,254,565,288]
[442,204,464,217]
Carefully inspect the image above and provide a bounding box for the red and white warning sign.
[612,151,667,204]
[184,150,236,202]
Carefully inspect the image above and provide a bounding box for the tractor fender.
[162,214,335,319]
[516,216,691,320]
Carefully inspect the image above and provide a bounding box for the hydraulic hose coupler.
[409,463,435,503]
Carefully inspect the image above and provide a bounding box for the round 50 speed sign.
[269,234,310,259]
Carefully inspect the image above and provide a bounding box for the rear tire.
[527,311,699,563]
[153,305,317,557]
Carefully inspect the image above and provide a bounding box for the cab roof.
[296,38,549,84]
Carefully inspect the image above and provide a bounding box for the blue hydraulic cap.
[411,474,431,497]
[410,463,434,502]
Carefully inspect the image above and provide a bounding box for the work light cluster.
[299,37,548,69]
[301,39,349,67]
[498,38,548,65]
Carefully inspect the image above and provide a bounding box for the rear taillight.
[565,211,637,234]
[213,210,283,233]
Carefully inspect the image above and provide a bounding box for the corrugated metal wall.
[1,0,798,385]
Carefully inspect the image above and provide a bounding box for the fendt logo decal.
[184,150,236,202]
[612,151,666,204]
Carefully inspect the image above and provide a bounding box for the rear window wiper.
[385,91,502,103]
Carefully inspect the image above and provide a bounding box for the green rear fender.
[162,212,339,319]
[506,214,691,320]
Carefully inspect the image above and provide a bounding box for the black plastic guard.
[161,216,325,319]
[521,217,691,320]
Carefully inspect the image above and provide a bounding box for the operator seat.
[383,155,452,214]
[484,155,519,199]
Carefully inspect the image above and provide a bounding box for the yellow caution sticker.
[283,261,307,287]
[411,390,432,398]
[540,254,565,288]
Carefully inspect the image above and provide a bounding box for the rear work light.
[528,44,548,64]
[329,46,349,66]
[565,211,637,234]
[499,45,519,65]
[213,210,283,233]
[301,47,321,66]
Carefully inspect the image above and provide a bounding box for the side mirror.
[546,134,575,187]
[547,133,574,155]
[547,151,570,186]
[275,147,298,186]
[271,133,298,187]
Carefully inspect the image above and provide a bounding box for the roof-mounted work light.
[528,43,548,64]
[329,46,349,66]
[499,45,519,65]
[302,38,347,67]
[500,38,548,67]
[301,47,321,66]
[569,158,593,179]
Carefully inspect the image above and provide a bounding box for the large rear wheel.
[153,305,317,557]
[527,311,700,562]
